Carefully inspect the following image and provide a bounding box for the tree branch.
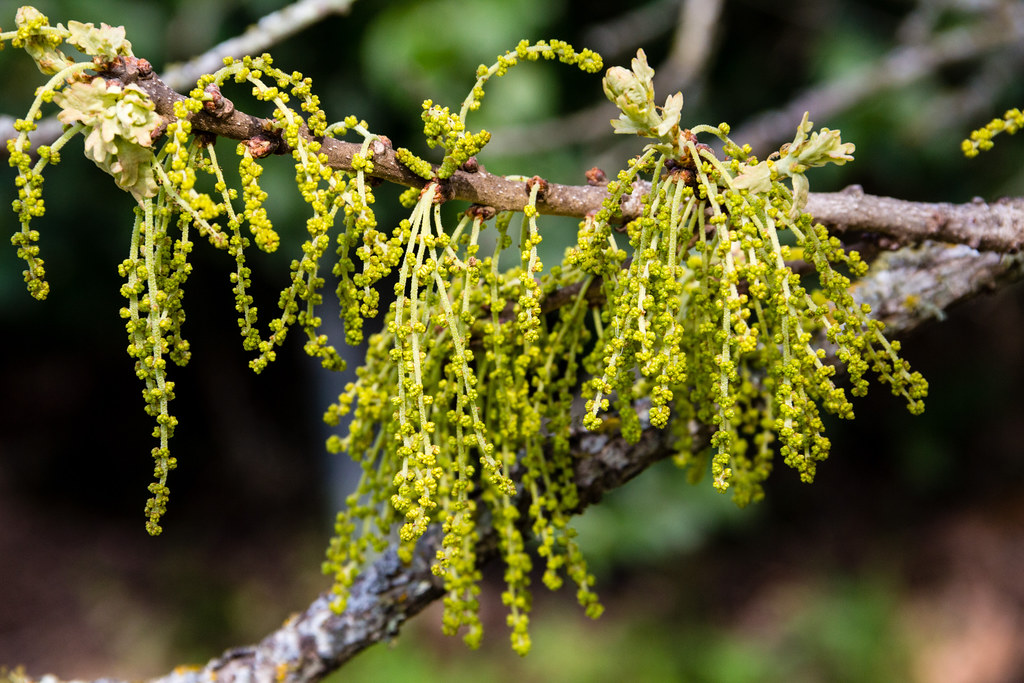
[159,0,356,92]
[183,240,1020,683]
[92,58,1024,257]
[174,244,1022,683]
[806,186,1024,254]
[137,407,687,683]
[9,35,1024,683]
[21,232,1021,683]
[0,0,355,153]
[729,3,1024,154]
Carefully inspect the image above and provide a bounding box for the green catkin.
[5,19,928,655]
[962,107,1024,156]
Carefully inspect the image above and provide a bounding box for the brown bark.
[96,60,1024,255]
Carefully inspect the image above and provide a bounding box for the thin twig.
[95,59,1024,255]
[730,3,1024,153]
[160,0,356,92]
[0,0,355,155]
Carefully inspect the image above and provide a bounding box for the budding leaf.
[15,6,74,75]
[656,92,683,138]
[66,20,134,61]
[731,161,772,194]
[54,77,160,198]
[603,49,662,136]
[734,113,855,211]
[776,112,855,175]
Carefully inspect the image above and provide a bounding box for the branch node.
[194,130,217,147]
[421,179,452,204]
[203,84,235,119]
[466,204,496,220]
[585,166,607,186]
[526,175,549,200]
[151,120,169,144]
[100,54,153,82]
[370,135,392,158]
[245,133,278,158]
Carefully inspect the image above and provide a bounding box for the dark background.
[2,0,1024,680]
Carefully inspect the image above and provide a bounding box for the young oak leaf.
[733,113,854,210]
[65,20,134,61]
[603,49,661,135]
[775,112,855,175]
[54,77,160,198]
[602,50,682,152]
[14,6,74,75]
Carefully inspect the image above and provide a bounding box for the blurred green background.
[2,1,1024,681]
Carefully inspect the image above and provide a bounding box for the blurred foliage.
[334,572,912,683]
[361,0,563,121]
[2,0,1024,680]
